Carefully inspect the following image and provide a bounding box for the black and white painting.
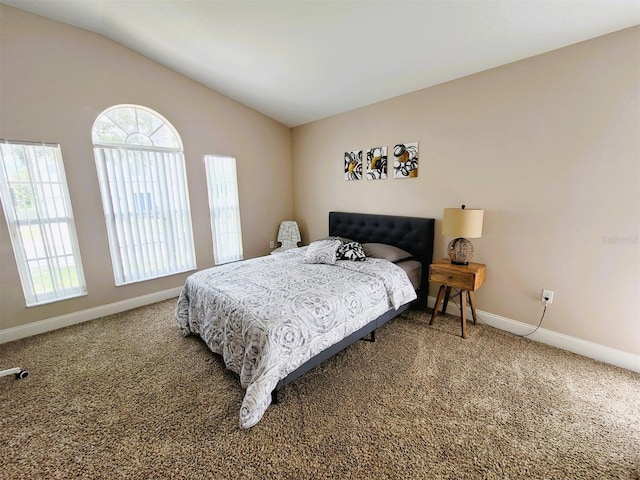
[393,142,419,178]
[344,150,363,180]
[366,146,387,180]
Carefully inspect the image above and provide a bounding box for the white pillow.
[304,239,341,265]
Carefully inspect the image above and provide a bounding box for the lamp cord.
[517,304,546,337]
[445,289,547,338]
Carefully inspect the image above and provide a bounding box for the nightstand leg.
[460,289,468,339]
[441,286,452,314]
[468,290,478,325]
[430,285,447,325]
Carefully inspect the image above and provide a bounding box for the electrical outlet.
[541,289,554,304]
[269,240,275,249]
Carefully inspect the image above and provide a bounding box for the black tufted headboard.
[329,211,435,306]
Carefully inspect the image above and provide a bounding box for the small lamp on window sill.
[271,220,301,253]
[442,205,484,265]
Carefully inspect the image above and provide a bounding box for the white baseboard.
[0,287,182,345]
[2,290,637,373]
[427,296,640,373]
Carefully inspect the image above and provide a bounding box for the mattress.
[175,246,416,428]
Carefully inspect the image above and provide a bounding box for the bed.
[175,211,435,428]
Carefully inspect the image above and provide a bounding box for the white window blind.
[0,141,87,306]
[92,105,196,285]
[205,155,243,264]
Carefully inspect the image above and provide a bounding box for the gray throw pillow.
[362,243,413,263]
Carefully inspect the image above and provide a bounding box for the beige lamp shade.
[442,207,484,239]
[442,207,484,265]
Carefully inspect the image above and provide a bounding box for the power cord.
[517,304,547,337]
[443,289,548,338]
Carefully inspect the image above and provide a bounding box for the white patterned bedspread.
[175,247,417,429]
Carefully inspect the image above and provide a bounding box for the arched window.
[92,105,195,285]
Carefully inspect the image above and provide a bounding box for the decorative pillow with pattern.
[304,239,341,265]
[337,241,367,261]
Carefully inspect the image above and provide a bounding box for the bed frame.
[271,211,435,403]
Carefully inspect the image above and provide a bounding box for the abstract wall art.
[393,142,419,178]
[366,146,387,180]
[344,150,363,180]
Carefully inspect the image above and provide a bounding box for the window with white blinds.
[205,155,243,264]
[92,105,196,285]
[0,141,87,306]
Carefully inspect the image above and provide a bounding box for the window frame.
[204,154,244,265]
[92,105,196,285]
[0,140,87,306]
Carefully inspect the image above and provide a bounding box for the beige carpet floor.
[1,299,638,479]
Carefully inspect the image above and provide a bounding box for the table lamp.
[272,220,301,253]
[442,205,484,265]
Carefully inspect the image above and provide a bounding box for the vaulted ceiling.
[2,0,639,126]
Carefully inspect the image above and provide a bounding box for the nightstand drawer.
[428,260,486,291]
[429,269,476,290]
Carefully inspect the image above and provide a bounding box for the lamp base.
[451,260,469,266]
[448,237,474,265]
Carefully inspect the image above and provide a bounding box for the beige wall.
[1,5,638,359]
[292,27,640,356]
[0,6,293,330]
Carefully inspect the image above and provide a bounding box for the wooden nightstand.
[429,259,486,339]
